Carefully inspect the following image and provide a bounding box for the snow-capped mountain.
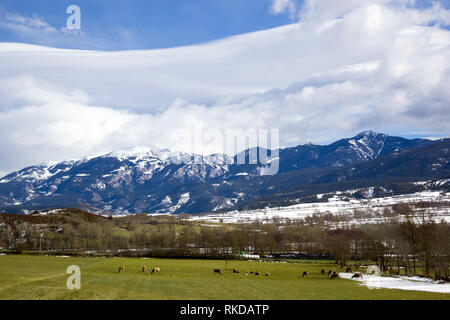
[0,132,445,215]
[0,146,233,214]
[277,131,432,172]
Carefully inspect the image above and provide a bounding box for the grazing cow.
[142,266,147,273]
[250,271,255,274]
[302,271,309,277]
[321,269,325,276]
[245,272,249,276]
[213,269,223,275]
[352,273,363,279]
[255,271,260,276]
[330,272,339,280]
[265,273,270,277]
[233,269,240,274]
[151,267,161,274]
[328,270,333,276]
[118,266,125,273]
[345,267,352,273]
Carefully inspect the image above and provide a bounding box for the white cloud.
[0,10,115,50]
[1,12,58,34]
[0,1,449,174]
[270,0,298,19]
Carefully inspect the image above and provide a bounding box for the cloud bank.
[0,1,449,175]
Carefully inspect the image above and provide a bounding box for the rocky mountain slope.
[0,132,445,214]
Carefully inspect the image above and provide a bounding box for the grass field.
[0,255,448,300]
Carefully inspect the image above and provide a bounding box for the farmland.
[0,255,448,300]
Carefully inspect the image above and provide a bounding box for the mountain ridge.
[0,132,446,215]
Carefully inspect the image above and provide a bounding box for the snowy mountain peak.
[344,131,388,160]
[0,133,441,215]
[105,146,162,161]
[354,131,386,140]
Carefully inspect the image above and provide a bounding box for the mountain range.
[0,131,448,215]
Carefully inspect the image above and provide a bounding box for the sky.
[0,0,293,50]
[0,0,449,176]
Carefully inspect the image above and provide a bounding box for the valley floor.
[189,191,450,224]
[0,255,448,300]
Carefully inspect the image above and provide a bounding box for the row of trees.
[0,205,448,280]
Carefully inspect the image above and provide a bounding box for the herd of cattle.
[214,267,362,280]
[118,266,161,274]
[213,269,272,276]
[117,265,364,279]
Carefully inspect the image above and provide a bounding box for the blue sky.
[0,0,295,50]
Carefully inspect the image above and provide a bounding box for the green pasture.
[0,255,448,300]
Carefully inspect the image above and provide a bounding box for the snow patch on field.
[340,273,450,294]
